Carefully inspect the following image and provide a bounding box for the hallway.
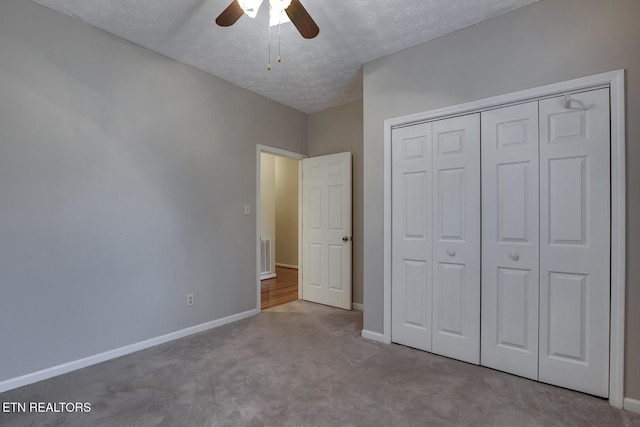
[261,266,298,310]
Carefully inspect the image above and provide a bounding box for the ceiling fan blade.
[216,0,244,27]
[285,0,319,39]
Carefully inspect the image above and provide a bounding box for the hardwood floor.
[261,266,299,310]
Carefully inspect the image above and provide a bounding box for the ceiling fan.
[216,0,320,39]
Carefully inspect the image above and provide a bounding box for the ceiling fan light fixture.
[269,0,292,27]
[271,0,292,10]
[238,0,263,18]
[216,0,319,42]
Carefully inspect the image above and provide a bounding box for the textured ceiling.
[31,0,538,114]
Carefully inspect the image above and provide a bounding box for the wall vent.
[260,238,272,277]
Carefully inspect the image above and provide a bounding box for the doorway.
[256,145,306,311]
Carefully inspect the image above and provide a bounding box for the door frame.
[380,70,626,407]
[256,145,307,311]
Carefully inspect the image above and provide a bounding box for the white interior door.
[538,88,611,397]
[431,114,481,364]
[481,102,540,379]
[391,123,433,351]
[302,152,352,310]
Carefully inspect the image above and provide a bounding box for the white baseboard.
[275,263,298,270]
[0,308,259,394]
[260,272,276,280]
[624,397,640,414]
[352,303,363,311]
[361,329,385,343]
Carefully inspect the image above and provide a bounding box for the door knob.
[342,236,350,242]
[447,249,456,257]
[509,253,520,261]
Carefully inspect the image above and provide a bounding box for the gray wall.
[362,0,640,399]
[0,0,307,382]
[308,100,364,305]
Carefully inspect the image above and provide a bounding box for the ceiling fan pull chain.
[278,5,282,63]
[267,11,272,71]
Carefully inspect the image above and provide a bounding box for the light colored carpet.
[1,300,639,426]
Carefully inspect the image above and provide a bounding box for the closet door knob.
[447,249,456,257]
[509,253,520,261]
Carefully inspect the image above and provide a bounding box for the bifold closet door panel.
[391,115,480,361]
[431,114,481,365]
[538,88,611,398]
[481,102,540,379]
[391,123,433,351]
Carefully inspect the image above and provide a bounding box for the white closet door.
[538,88,611,397]
[481,102,540,379]
[431,114,481,364]
[391,123,433,351]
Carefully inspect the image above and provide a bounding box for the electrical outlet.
[186,294,194,307]
[244,204,251,215]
